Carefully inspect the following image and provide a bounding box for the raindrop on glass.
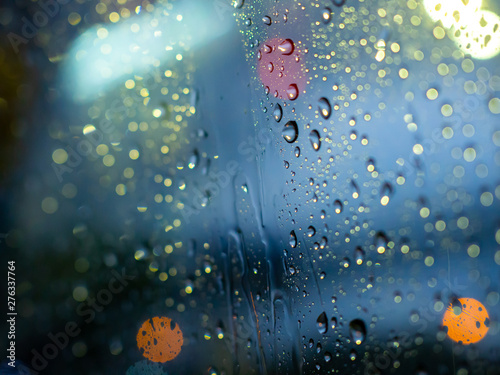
[318,97,331,119]
[286,84,299,101]
[309,129,321,151]
[317,312,328,334]
[282,121,299,143]
[289,230,297,248]
[273,103,283,122]
[278,39,294,55]
[349,319,367,345]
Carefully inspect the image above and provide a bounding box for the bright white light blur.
[423,0,500,60]
[451,10,500,60]
[423,0,482,29]
[63,1,233,102]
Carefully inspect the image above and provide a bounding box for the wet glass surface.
[1,0,500,374]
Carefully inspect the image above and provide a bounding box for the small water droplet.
[318,97,331,119]
[332,0,346,7]
[263,44,272,53]
[267,62,274,72]
[286,84,299,101]
[262,16,272,25]
[349,319,366,345]
[294,146,301,157]
[282,121,298,143]
[188,149,199,169]
[307,226,316,237]
[349,349,357,361]
[278,39,294,55]
[317,312,328,334]
[289,230,297,248]
[273,103,283,122]
[322,8,332,23]
[375,232,388,254]
[380,182,393,206]
[264,86,270,94]
[331,317,337,329]
[355,247,364,265]
[333,199,343,214]
[245,18,251,26]
[257,50,262,60]
[309,129,321,151]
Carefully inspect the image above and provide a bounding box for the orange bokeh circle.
[442,297,489,345]
[136,316,183,362]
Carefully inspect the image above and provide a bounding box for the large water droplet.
[309,129,321,151]
[287,84,299,101]
[349,319,366,345]
[289,230,297,248]
[317,312,328,334]
[278,39,294,55]
[318,97,331,119]
[282,121,298,143]
[231,0,244,9]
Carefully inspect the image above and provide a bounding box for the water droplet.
[309,129,321,151]
[350,180,360,199]
[282,121,298,143]
[188,150,199,169]
[349,349,357,361]
[380,182,393,206]
[294,146,301,157]
[289,230,297,248]
[355,247,364,265]
[262,16,272,25]
[318,97,331,119]
[349,319,366,345]
[322,8,332,23]
[332,0,346,6]
[366,158,375,172]
[267,62,274,72]
[263,44,272,53]
[278,39,294,55]
[286,84,299,100]
[231,0,244,9]
[331,317,337,329]
[264,86,270,94]
[307,226,316,237]
[273,103,283,122]
[375,232,388,254]
[324,352,332,362]
[245,18,251,26]
[317,312,328,334]
[257,50,262,60]
[333,199,343,214]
